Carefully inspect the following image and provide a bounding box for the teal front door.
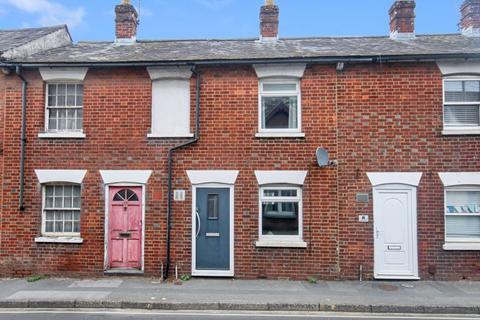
[194,188,231,274]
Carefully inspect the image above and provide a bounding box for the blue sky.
[0,0,465,42]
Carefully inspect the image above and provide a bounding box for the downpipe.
[164,66,201,280]
[15,66,27,211]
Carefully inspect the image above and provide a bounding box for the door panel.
[195,188,230,271]
[374,186,418,279]
[108,187,142,269]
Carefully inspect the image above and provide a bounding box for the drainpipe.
[15,66,27,211]
[164,66,201,279]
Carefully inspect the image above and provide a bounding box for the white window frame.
[40,184,82,238]
[443,186,480,249]
[40,81,86,139]
[257,78,303,137]
[257,184,305,246]
[442,77,480,135]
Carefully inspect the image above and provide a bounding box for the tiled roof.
[17,33,480,64]
[0,25,68,56]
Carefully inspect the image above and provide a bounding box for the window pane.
[263,83,297,92]
[446,191,480,213]
[263,189,297,197]
[74,221,80,233]
[64,186,72,197]
[55,221,63,233]
[207,194,219,219]
[444,105,479,126]
[445,81,480,102]
[64,221,73,232]
[76,84,83,96]
[262,96,298,129]
[264,190,279,197]
[73,197,81,208]
[58,109,67,130]
[262,201,299,236]
[77,94,83,106]
[45,221,54,232]
[446,216,480,239]
[46,186,54,196]
[48,84,57,96]
[54,186,62,196]
[48,95,56,107]
[48,109,58,130]
[76,109,83,129]
[45,212,54,221]
[46,197,54,208]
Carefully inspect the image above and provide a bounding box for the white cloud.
[2,0,85,28]
[194,0,233,10]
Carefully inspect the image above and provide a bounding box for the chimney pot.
[389,0,416,40]
[115,0,138,44]
[260,1,279,42]
[460,0,480,37]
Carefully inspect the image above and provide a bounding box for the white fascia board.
[367,172,423,187]
[187,170,239,185]
[35,169,87,184]
[147,66,193,80]
[39,67,88,81]
[436,60,480,76]
[438,172,480,187]
[253,64,307,79]
[254,171,308,186]
[99,170,153,185]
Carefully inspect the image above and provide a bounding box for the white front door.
[373,185,419,279]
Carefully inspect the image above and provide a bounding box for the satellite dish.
[316,148,329,167]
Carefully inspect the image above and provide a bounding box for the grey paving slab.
[5,290,111,301]
[68,280,123,288]
[0,278,479,313]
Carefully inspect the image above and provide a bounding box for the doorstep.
[104,268,144,276]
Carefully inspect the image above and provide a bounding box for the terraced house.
[0,0,479,280]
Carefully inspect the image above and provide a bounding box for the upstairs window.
[46,83,83,132]
[259,79,301,133]
[444,79,480,129]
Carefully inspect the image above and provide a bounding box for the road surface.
[0,310,479,320]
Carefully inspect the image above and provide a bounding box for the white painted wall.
[150,79,191,137]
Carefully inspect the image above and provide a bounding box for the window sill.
[35,236,83,244]
[38,132,86,139]
[442,128,480,136]
[443,242,480,251]
[255,240,307,248]
[255,132,305,138]
[147,133,195,139]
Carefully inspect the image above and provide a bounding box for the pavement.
[0,278,479,314]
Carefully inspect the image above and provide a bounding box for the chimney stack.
[460,0,480,37]
[260,0,279,42]
[389,0,416,40]
[115,0,138,44]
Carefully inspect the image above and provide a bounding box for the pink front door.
[108,186,142,269]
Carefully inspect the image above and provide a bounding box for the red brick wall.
[0,62,479,280]
[0,73,5,265]
[337,63,480,280]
